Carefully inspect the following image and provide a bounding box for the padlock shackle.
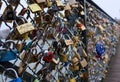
[14,16,28,26]
[2,68,19,82]
[5,40,16,49]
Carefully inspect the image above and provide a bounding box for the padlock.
[59,54,68,62]
[2,68,22,82]
[55,0,64,10]
[15,16,35,35]
[76,19,86,31]
[34,79,39,82]
[28,3,42,13]
[71,55,80,65]
[0,49,18,62]
[2,5,16,23]
[63,34,74,46]
[64,4,71,10]
[43,51,53,63]
[69,78,76,82]
[80,58,88,68]
[43,13,52,24]
[34,16,42,24]
[95,42,106,57]
[46,0,52,7]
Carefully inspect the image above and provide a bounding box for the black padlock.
[52,40,58,49]
[2,5,16,21]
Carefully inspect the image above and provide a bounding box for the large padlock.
[14,16,35,35]
[2,68,22,82]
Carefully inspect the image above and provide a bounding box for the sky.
[92,0,120,19]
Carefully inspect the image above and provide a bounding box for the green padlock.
[34,79,39,82]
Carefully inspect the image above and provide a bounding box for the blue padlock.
[95,42,106,56]
[2,68,22,82]
[0,49,18,62]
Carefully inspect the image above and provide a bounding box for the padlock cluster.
[0,0,120,82]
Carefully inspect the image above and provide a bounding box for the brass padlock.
[64,4,71,10]
[69,78,76,82]
[59,54,68,62]
[28,3,42,13]
[15,17,35,35]
[80,58,88,68]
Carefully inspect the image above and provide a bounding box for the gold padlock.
[15,43,23,52]
[28,3,42,13]
[64,4,71,10]
[16,23,35,35]
[69,78,76,82]
[60,54,68,62]
[80,58,88,68]
[46,0,51,7]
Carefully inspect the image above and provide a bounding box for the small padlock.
[28,3,42,13]
[43,51,53,63]
[64,4,71,10]
[34,79,39,82]
[69,78,76,82]
[76,19,86,31]
[59,54,68,62]
[80,58,88,68]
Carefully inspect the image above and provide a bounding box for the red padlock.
[43,52,53,63]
